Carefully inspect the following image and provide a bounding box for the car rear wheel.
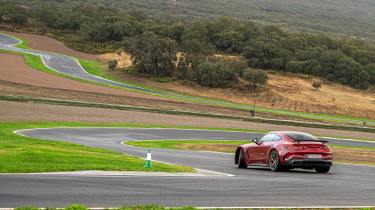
[315,165,331,173]
[238,149,247,169]
[269,150,282,171]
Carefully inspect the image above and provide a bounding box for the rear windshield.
[285,132,319,141]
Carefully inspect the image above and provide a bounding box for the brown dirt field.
[0,53,172,101]
[178,144,375,165]
[109,71,375,119]
[1,100,374,140]
[0,30,97,60]
[0,79,321,123]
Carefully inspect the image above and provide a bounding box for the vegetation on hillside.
[1,2,375,90]
[3,0,375,41]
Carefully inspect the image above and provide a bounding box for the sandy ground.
[115,72,375,119]
[1,100,374,140]
[0,53,173,101]
[0,30,97,60]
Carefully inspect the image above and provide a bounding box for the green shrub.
[195,61,237,88]
[64,204,88,210]
[242,68,268,90]
[108,60,118,70]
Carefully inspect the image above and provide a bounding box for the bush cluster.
[1,3,374,89]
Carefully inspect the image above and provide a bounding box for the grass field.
[126,140,375,166]
[2,32,375,126]
[0,122,193,173]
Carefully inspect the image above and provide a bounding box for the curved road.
[0,128,373,207]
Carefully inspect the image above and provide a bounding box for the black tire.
[238,149,247,169]
[315,165,331,173]
[268,150,282,171]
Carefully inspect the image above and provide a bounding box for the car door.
[248,134,275,164]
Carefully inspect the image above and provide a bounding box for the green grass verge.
[126,140,248,151]
[15,36,29,49]
[0,122,193,173]
[13,205,375,210]
[1,31,375,126]
[16,205,197,210]
[126,140,375,151]
[331,144,375,151]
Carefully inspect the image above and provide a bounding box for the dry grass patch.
[98,50,132,68]
[108,69,375,119]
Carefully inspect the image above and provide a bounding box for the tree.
[364,63,375,84]
[169,23,185,44]
[125,31,177,76]
[213,30,244,53]
[242,68,268,91]
[176,56,189,80]
[242,41,290,70]
[312,81,322,90]
[108,60,118,70]
[195,61,236,88]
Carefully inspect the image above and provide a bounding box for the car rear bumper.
[286,159,332,168]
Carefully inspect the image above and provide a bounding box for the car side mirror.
[252,138,261,145]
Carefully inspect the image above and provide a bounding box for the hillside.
[3,0,375,40]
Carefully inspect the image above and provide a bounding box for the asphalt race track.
[0,33,239,105]
[0,128,373,207]
[0,33,169,95]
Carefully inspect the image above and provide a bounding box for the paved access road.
[0,128,373,208]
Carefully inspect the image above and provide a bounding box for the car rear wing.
[293,139,329,144]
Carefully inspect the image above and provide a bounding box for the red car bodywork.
[235,131,333,173]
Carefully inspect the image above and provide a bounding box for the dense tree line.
[1,3,374,89]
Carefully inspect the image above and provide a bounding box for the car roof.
[270,131,311,135]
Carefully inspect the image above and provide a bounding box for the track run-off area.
[0,127,373,207]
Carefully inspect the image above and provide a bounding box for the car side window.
[272,134,282,141]
[260,134,275,142]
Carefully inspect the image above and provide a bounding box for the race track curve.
[0,128,374,208]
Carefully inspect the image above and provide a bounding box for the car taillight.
[321,144,330,149]
[282,145,303,150]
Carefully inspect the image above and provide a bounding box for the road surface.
[0,128,373,208]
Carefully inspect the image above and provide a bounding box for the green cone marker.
[144,149,152,168]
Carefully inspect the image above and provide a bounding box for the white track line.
[1,205,374,210]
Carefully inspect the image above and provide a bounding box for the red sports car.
[235,131,333,173]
